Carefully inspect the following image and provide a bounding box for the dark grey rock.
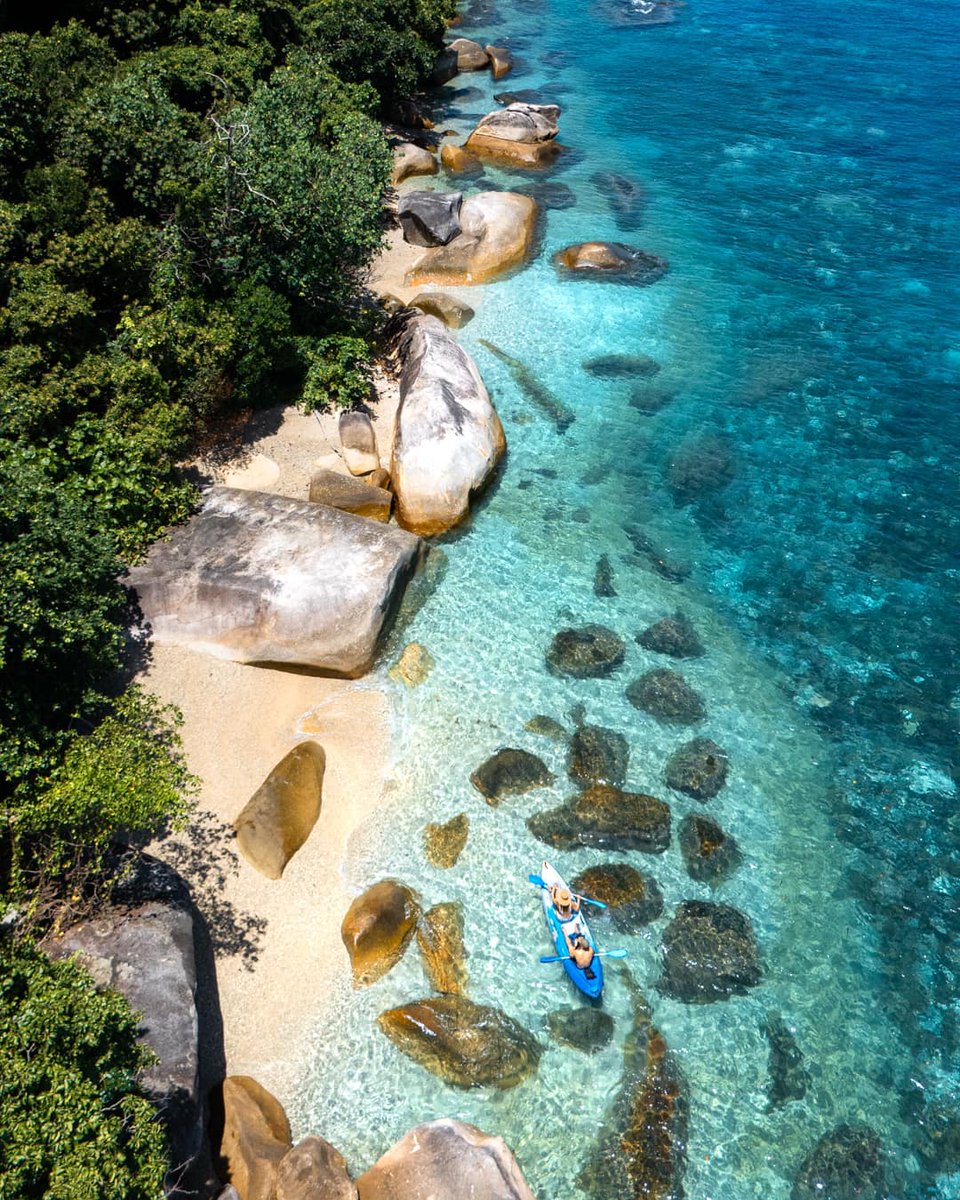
[591,170,646,230]
[519,180,577,210]
[658,901,761,1003]
[664,737,728,800]
[666,433,735,505]
[571,863,664,931]
[762,1012,809,1112]
[638,612,705,659]
[546,625,626,678]
[524,714,568,742]
[470,747,554,805]
[583,353,659,379]
[398,191,464,248]
[594,553,617,597]
[628,384,677,414]
[626,669,706,725]
[528,785,670,854]
[679,813,741,886]
[792,1124,886,1200]
[547,1008,615,1053]
[568,722,628,788]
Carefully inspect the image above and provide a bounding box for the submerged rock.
[528,785,670,854]
[579,971,687,1200]
[519,180,577,210]
[479,339,575,433]
[591,170,646,230]
[470,747,554,805]
[762,1011,809,1111]
[571,863,664,931]
[233,742,325,880]
[377,997,541,1088]
[418,901,468,996]
[624,525,692,583]
[356,1120,536,1200]
[638,612,705,659]
[594,553,617,597]
[792,1124,886,1200]
[547,1007,615,1053]
[553,242,668,285]
[277,1136,357,1200]
[664,737,729,800]
[567,721,629,788]
[626,668,706,725]
[423,812,469,869]
[583,352,660,378]
[388,641,435,688]
[341,880,420,988]
[629,384,678,414]
[679,813,741,886]
[408,192,539,287]
[666,433,735,505]
[658,901,761,1003]
[546,624,626,678]
[524,714,568,743]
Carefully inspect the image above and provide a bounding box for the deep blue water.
[301,0,960,1194]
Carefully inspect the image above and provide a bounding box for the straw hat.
[555,887,572,907]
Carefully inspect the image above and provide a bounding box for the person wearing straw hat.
[550,884,581,923]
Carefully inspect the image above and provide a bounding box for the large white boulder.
[127,488,421,675]
[390,315,505,536]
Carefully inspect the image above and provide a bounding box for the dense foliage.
[0,0,454,1192]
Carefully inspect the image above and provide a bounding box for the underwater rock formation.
[594,553,617,597]
[470,747,554,804]
[626,669,706,725]
[792,1124,886,1200]
[678,813,741,886]
[547,1007,615,1053]
[388,641,435,688]
[417,901,468,996]
[666,433,735,506]
[572,863,664,931]
[478,339,575,433]
[591,170,647,230]
[423,812,470,868]
[637,613,705,660]
[341,880,420,988]
[762,1012,810,1111]
[553,242,668,284]
[658,901,761,1003]
[233,742,325,880]
[664,737,728,800]
[583,352,659,378]
[528,785,670,853]
[377,997,541,1088]
[546,624,626,678]
[524,714,568,742]
[567,720,629,788]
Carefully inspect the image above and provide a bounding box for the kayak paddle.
[539,948,628,964]
[527,873,608,910]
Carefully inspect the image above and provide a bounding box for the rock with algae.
[417,901,468,995]
[571,863,664,931]
[567,718,629,789]
[664,737,728,800]
[528,785,670,854]
[470,747,554,805]
[424,812,469,868]
[479,339,575,434]
[762,1011,809,1112]
[547,625,626,679]
[341,880,420,988]
[547,1007,615,1054]
[626,669,706,725]
[678,813,741,886]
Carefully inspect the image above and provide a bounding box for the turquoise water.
[297,1,960,1195]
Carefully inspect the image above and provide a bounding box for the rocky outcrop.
[547,1008,615,1053]
[377,997,541,1088]
[666,433,735,505]
[409,291,475,328]
[339,411,380,476]
[553,242,668,284]
[391,142,438,186]
[233,741,325,880]
[792,1125,886,1200]
[388,641,435,687]
[219,1076,292,1200]
[390,314,505,536]
[567,721,629,788]
[356,1120,536,1200]
[398,191,463,248]
[478,339,574,433]
[546,625,626,678]
[528,785,671,853]
[341,880,421,987]
[583,352,659,378]
[441,141,484,177]
[664,737,729,799]
[448,37,490,70]
[127,488,421,674]
[626,668,707,724]
[431,47,460,86]
[762,1012,809,1111]
[524,714,568,742]
[277,1136,357,1200]
[423,812,469,868]
[638,612,705,659]
[658,901,761,1003]
[465,103,561,168]
[485,45,513,81]
[470,747,554,804]
[417,901,468,995]
[408,192,539,287]
[308,469,392,522]
[679,812,741,885]
[591,171,646,230]
[571,863,664,930]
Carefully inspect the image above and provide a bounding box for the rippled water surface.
[297,0,960,1195]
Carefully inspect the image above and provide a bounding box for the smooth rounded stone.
[466,104,562,168]
[390,314,504,535]
[398,190,463,248]
[407,192,539,287]
[626,669,706,725]
[341,880,421,988]
[666,433,735,504]
[591,170,646,229]
[664,737,729,800]
[485,44,513,80]
[377,997,541,1089]
[524,714,568,742]
[423,812,469,869]
[339,410,380,476]
[222,451,281,492]
[391,141,438,186]
[440,141,484,177]
[388,641,435,687]
[546,624,626,678]
[567,722,628,788]
[431,47,460,86]
[356,1119,536,1200]
[367,467,392,491]
[448,37,490,71]
[571,863,664,931]
[792,1124,887,1200]
[553,242,668,285]
[679,813,741,886]
[583,352,660,378]
[129,488,421,673]
[594,553,616,597]
[658,901,762,1003]
[277,1136,357,1200]
[629,384,677,414]
[220,1076,292,1200]
[528,785,671,854]
[547,1007,615,1053]
[417,901,468,995]
[409,290,475,328]
[637,612,705,659]
[308,468,392,522]
[233,742,325,880]
[518,180,577,209]
[470,747,554,805]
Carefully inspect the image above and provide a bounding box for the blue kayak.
[538,860,604,1000]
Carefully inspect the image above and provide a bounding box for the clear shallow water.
[297,0,960,1194]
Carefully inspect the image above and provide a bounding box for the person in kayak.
[566,932,596,975]
[550,885,581,922]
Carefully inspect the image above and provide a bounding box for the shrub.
[300,334,373,412]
